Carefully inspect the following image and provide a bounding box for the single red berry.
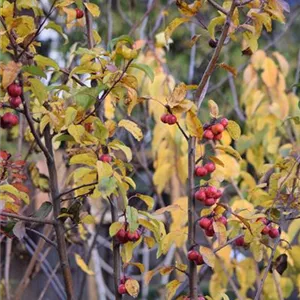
[204,198,216,206]
[203,129,214,140]
[118,284,127,295]
[161,113,168,123]
[204,162,216,173]
[199,217,213,230]
[195,166,208,177]
[220,118,229,128]
[235,236,245,247]
[261,226,270,235]
[211,123,224,135]
[205,227,215,237]
[116,228,128,244]
[99,154,112,163]
[268,227,280,239]
[9,96,22,108]
[208,38,218,48]
[188,250,199,261]
[165,114,177,125]
[1,112,19,129]
[127,230,140,242]
[205,186,218,198]
[214,133,223,140]
[195,189,206,202]
[7,83,22,97]
[217,216,227,226]
[75,8,84,19]
[214,189,222,199]
[195,254,204,265]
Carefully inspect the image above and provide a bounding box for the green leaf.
[108,35,134,51]
[93,119,108,144]
[98,176,117,198]
[73,85,106,110]
[65,107,77,126]
[208,16,226,41]
[23,65,47,78]
[27,78,48,104]
[31,202,52,219]
[34,54,59,70]
[126,206,139,233]
[129,63,155,82]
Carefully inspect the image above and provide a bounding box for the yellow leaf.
[109,222,123,237]
[136,193,154,210]
[69,153,98,167]
[65,107,77,126]
[199,246,215,268]
[208,99,219,118]
[68,124,85,143]
[1,61,22,89]
[213,221,227,246]
[159,266,175,275]
[125,279,140,298]
[84,3,100,17]
[166,279,181,300]
[144,269,157,285]
[176,0,202,16]
[167,82,187,108]
[208,156,225,167]
[272,51,289,76]
[219,63,237,77]
[121,242,134,263]
[226,120,241,140]
[126,262,145,273]
[40,115,50,133]
[262,57,278,88]
[118,120,143,141]
[80,214,95,224]
[165,17,189,45]
[186,110,203,138]
[208,16,225,41]
[215,145,242,161]
[74,253,94,275]
[154,204,181,215]
[144,236,156,248]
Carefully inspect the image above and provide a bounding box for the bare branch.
[0,212,56,225]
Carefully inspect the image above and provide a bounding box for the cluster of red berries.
[160,113,177,125]
[118,276,129,295]
[198,215,227,237]
[195,186,222,207]
[99,154,112,163]
[116,227,141,244]
[257,218,280,238]
[195,161,215,177]
[203,118,228,141]
[75,8,84,19]
[187,250,204,265]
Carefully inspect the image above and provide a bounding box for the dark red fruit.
[235,236,245,246]
[204,197,216,206]
[127,230,140,242]
[99,154,112,163]
[75,8,84,19]
[7,83,22,97]
[161,114,168,123]
[9,96,22,108]
[195,254,204,265]
[165,114,177,125]
[208,38,218,48]
[214,133,222,140]
[188,250,199,261]
[217,216,227,226]
[268,227,280,239]
[205,227,215,237]
[203,129,214,140]
[261,226,270,235]
[195,166,208,177]
[195,189,206,202]
[120,276,128,284]
[214,189,222,199]
[211,123,224,135]
[220,118,228,128]
[204,162,216,173]
[116,228,128,243]
[199,217,212,229]
[118,284,127,295]
[1,112,19,129]
[205,186,218,198]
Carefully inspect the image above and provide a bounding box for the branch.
[56,181,97,201]
[0,212,56,225]
[207,0,229,15]
[26,228,57,248]
[84,0,95,49]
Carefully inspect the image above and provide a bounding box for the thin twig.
[0,212,56,225]
[207,0,229,15]
[26,228,57,248]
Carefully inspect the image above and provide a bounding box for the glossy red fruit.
[261,226,270,235]
[116,228,128,243]
[268,227,280,238]
[205,227,215,237]
[205,186,218,198]
[7,83,22,97]
[204,162,216,173]
[235,236,245,246]
[195,254,204,265]
[257,217,268,225]
[195,189,206,202]
[199,217,213,229]
[204,198,216,206]
[217,216,227,226]
[9,96,22,108]
[203,129,214,140]
[118,284,127,295]
[211,123,224,135]
[214,133,222,140]
[1,112,19,128]
[99,154,112,163]
[75,8,84,19]
[220,118,229,128]
[127,230,140,242]
[195,166,208,177]
[165,114,177,125]
[214,189,222,199]
[188,250,199,261]
[161,114,168,123]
